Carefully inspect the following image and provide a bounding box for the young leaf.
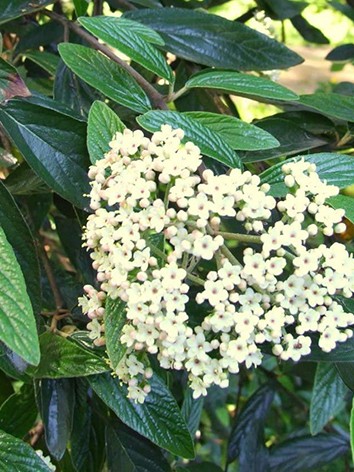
[310,363,348,435]
[125,9,303,71]
[105,297,127,371]
[79,17,173,82]
[38,378,75,460]
[58,44,151,113]
[186,70,298,102]
[327,195,354,224]
[300,93,354,122]
[0,99,90,209]
[0,429,52,471]
[0,225,39,366]
[89,372,195,458]
[87,101,126,164]
[0,58,30,103]
[32,332,109,378]
[137,110,241,168]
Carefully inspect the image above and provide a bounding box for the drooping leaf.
[310,363,348,435]
[31,332,109,378]
[269,433,349,472]
[181,388,204,438]
[0,0,53,25]
[0,429,52,471]
[299,93,354,122]
[23,50,60,75]
[329,1,354,22]
[87,100,125,164]
[326,44,354,61]
[137,110,241,168]
[290,15,330,44]
[0,181,41,315]
[125,9,303,71]
[0,99,90,209]
[0,225,39,366]
[260,153,354,197]
[58,43,151,113]
[89,372,194,458]
[79,17,173,82]
[0,384,37,439]
[185,70,298,102]
[105,297,127,371]
[0,58,30,103]
[327,195,354,224]
[39,378,75,460]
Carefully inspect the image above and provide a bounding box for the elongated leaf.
[269,433,349,472]
[39,378,75,460]
[263,0,306,19]
[260,153,354,197]
[0,430,52,471]
[125,9,303,71]
[79,17,173,82]
[58,43,151,113]
[87,101,125,164]
[0,181,41,315]
[291,15,329,44]
[300,93,354,122]
[184,112,279,151]
[32,332,109,378]
[0,99,90,209]
[89,373,194,458]
[181,388,204,438]
[0,225,39,365]
[0,58,30,102]
[186,70,298,102]
[329,1,354,22]
[310,363,348,435]
[137,110,241,168]
[326,44,354,61]
[0,0,53,24]
[105,297,127,371]
[70,380,92,472]
[0,384,37,438]
[327,195,354,224]
[24,50,60,75]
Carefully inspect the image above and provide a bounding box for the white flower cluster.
[79,126,354,402]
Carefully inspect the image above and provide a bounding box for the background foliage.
[0,0,354,470]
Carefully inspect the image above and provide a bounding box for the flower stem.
[214,231,262,244]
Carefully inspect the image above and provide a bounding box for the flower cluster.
[79,126,354,402]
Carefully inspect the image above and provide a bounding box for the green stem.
[215,231,262,244]
[168,85,188,102]
[186,273,205,286]
[219,244,241,267]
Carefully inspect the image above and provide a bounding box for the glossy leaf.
[184,112,279,151]
[105,297,127,371]
[0,384,37,438]
[0,181,41,315]
[300,93,354,122]
[0,58,30,102]
[327,195,354,224]
[310,363,348,435]
[0,343,30,382]
[89,372,194,458]
[0,429,52,471]
[260,153,354,197]
[87,100,125,164]
[125,9,303,71]
[39,378,75,460]
[79,17,173,82]
[269,433,349,472]
[0,225,39,365]
[137,110,241,168]
[58,43,151,113]
[32,332,109,378]
[0,99,90,209]
[23,50,60,75]
[0,0,53,24]
[186,70,298,102]
[70,380,92,472]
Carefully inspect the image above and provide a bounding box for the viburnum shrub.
[80,126,354,403]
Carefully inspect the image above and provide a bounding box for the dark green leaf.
[0,429,52,471]
[105,297,127,371]
[137,110,241,168]
[184,112,279,151]
[326,44,354,61]
[87,100,125,164]
[186,70,298,101]
[310,363,348,435]
[39,378,75,460]
[32,332,109,378]
[0,0,53,24]
[351,398,354,464]
[0,343,30,381]
[0,384,37,438]
[260,153,354,197]
[299,93,354,122]
[336,363,354,392]
[0,225,39,365]
[0,58,30,102]
[89,372,194,458]
[269,433,349,472]
[263,0,306,19]
[58,43,151,113]
[125,9,303,71]
[181,388,204,439]
[329,1,354,22]
[176,463,223,472]
[79,17,173,82]
[74,0,89,16]
[291,15,329,44]
[0,181,41,315]
[15,21,64,54]
[304,337,354,362]
[5,163,49,195]
[70,379,92,472]
[327,195,354,224]
[23,50,60,75]
[0,100,90,209]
